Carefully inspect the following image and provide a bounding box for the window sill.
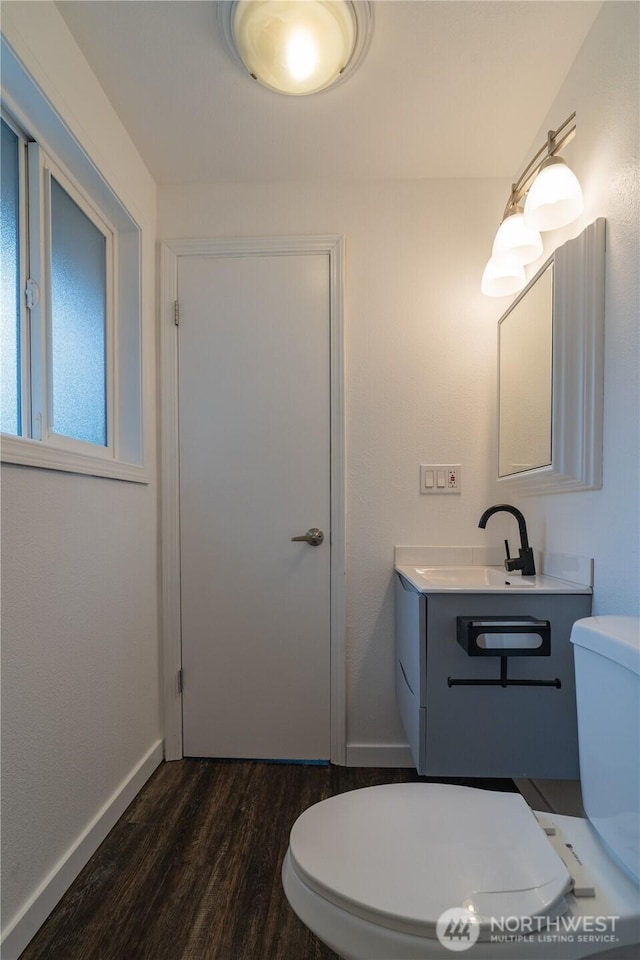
[1,435,149,484]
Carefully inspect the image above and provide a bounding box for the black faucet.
[478,503,536,576]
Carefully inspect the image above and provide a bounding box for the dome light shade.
[481,255,527,298]
[492,209,543,266]
[523,156,584,232]
[226,0,372,96]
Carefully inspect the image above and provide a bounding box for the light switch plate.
[420,464,462,494]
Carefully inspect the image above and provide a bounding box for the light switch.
[420,464,462,494]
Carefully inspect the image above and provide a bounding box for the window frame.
[1,110,29,437]
[36,148,116,458]
[0,76,147,484]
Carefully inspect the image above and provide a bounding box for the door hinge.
[178,668,184,693]
[174,300,180,326]
[25,278,41,310]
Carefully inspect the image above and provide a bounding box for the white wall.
[1,3,161,953]
[508,1,639,616]
[159,178,508,753]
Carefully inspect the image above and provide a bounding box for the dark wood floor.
[20,760,517,960]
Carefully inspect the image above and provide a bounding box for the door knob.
[291,528,324,546]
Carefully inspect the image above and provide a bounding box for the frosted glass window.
[50,177,107,446]
[1,118,21,435]
[0,86,145,478]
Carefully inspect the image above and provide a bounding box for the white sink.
[417,565,528,587]
[395,564,591,594]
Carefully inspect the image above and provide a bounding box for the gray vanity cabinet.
[395,574,592,778]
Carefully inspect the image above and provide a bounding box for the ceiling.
[56,0,602,185]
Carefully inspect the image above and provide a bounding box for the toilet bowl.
[282,616,640,959]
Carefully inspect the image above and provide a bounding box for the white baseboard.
[345,743,415,767]
[1,739,163,960]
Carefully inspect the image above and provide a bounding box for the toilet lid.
[288,783,572,940]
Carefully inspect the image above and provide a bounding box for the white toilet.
[282,616,640,959]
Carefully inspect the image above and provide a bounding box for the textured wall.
[158,178,509,749]
[1,1,160,934]
[505,1,640,616]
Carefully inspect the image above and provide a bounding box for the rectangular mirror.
[497,218,605,494]
[499,264,553,477]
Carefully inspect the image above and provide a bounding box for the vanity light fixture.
[482,113,584,297]
[217,0,374,96]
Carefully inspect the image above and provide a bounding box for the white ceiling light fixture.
[482,113,584,297]
[217,0,374,96]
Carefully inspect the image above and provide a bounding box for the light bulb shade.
[232,0,357,95]
[481,254,526,298]
[523,157,584,232]
[492,211,543,266]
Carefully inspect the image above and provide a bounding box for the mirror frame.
[497,218,606,494]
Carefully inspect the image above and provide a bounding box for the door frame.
[159,236,346,763]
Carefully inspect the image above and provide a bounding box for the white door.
[178,252,331,759]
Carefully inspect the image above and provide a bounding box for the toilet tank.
[570,616,640,882]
